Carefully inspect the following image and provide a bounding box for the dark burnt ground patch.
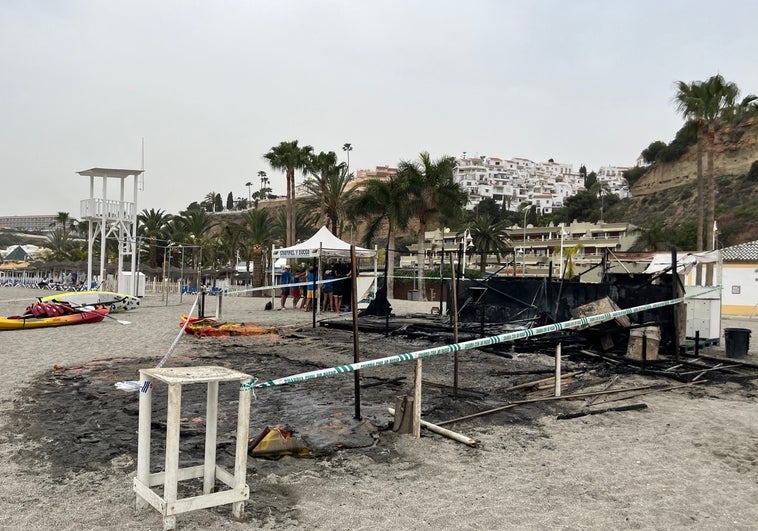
[7,327,573,481]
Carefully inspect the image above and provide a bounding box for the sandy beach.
[0,286,756,530]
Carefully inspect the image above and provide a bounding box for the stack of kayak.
[0,300,109,330]
[180,315,278,337]
[39,290,139,312]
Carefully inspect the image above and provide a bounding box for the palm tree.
[245,181,253,205]
[342,143,353,172]
[674,75,742,252]
[264,140,314,246]
[269,206,315,249]
[241,209,275,288]
[348,176,410,297]
[217,223,245,269]
[469,213,512,274]
[52,211,75,240]
[561,243,584,280]
[630,221,670,251]
[45,228,72,260]
[303,162,356,235]
[310,151,339,225]
[588,181,612,222]
[257,170,268,202]
[175,208,216,272]
[400,152,467,300]
[137,208,173,268]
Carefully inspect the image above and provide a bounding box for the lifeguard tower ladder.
[78,167,143,295]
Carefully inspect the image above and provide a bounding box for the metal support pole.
[351,245,361,420]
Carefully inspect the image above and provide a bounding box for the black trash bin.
[724,328,751,358]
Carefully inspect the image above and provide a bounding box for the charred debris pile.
[327,274,757,386]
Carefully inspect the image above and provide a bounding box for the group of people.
[278,262,351,312]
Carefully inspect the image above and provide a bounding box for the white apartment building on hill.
[454,156,628,212]
[596,165,631,199]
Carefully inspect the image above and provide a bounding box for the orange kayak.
[180,315,278,337]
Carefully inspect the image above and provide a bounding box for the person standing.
[332,263,347,313]
[279,264,292,310]
[292,270,302,309]
[322,268,335,311]
[304,266,317,312]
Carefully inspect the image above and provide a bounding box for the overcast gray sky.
[2,0,757,217]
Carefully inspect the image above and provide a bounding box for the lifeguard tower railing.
[80,198,136,221]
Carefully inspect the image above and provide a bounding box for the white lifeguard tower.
[78,167,143,296]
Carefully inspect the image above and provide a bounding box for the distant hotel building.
[0,215,57,232]
[350,165,398,192]
[402,220,639,277]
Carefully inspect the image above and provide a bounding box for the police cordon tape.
[115,292,202,392]
[224,276,349,297]
[240,287,720,392]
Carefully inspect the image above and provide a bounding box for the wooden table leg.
[136,372,153,511]
[203,381,219,494]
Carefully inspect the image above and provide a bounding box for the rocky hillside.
[626,117,758,246]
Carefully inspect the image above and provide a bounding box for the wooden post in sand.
[215,290,223,320]
[351,245,361,420]
[392,358,423,438]
[450,252,460,398]
[413,359,422,437]
[554,342,562,397]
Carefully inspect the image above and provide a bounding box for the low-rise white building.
[720,240,758,316]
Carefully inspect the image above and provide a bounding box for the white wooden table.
[133,366,252,530]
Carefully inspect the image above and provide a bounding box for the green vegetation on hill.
[610,170,758,247]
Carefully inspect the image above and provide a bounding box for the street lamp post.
[522,208,528,275]
[558,223,566,279]
[461,229,472,274]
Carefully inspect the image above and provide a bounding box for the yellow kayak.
[0,308,109,330]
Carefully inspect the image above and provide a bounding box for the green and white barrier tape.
[241,287,720,391]
[225,276,349,297]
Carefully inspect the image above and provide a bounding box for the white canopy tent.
[273,226,376,259]
[271,226,378,310]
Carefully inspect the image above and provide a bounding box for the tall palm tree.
[469,213,512,274]
[342,143,353,172]
[241,209,275,288]
[400,152,467,300]
[137,208,173,268]
[348,176,410,297]
[302,163,356,235]
[674,74,741,252]
[264,140,314,246]
[245,181,253,205]
[310,151,339,225]
[588,181,612,222]
[52,211,75,240]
